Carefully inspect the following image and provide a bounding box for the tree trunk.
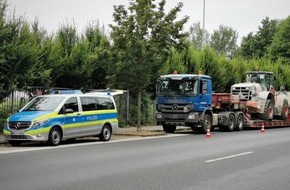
[137,90,142,132]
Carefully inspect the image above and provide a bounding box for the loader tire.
[261,99,274,121]
[281,100,289,120]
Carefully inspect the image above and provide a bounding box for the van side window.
[59,97,78,114]
[97,97,115,110]
[81,97,98,111]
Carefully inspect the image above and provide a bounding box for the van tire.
[48,127,62,146]
[99,124,112,141]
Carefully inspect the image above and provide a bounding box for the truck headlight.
[156,113,162,119]
[188,114,195,119]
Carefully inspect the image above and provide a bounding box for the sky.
[6,0,290,44]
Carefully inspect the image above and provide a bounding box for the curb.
[113,131,167,137]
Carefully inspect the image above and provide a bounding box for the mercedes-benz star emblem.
[172,104,178,110]
[15,122,21,130]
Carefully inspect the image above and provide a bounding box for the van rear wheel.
[99,124,112,141]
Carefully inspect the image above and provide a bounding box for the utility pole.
[202,0,205,48]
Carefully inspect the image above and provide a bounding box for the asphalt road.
[1,127,290,190]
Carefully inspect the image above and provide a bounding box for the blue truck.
[155,71,245,134]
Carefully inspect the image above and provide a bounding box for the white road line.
[0,133,188,155]
[205,151,253,163]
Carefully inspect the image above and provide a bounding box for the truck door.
[196,79,212,111]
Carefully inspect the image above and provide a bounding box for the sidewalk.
[0,125,170,144]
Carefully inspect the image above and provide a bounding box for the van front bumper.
[4,131,49,142]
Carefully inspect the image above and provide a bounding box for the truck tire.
[200,114,212,134]
[235,113,244,131]
[227,113,235,132]
[261,99,274,121]
[162,124,176,133]
[281,100,289,120]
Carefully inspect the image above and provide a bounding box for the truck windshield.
[22,96,66,111]
[157,79,198,96]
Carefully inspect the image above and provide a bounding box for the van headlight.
[32,119,49,128]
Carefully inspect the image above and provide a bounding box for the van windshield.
[22,96,65,111]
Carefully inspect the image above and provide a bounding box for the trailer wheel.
[235,113,244,131]
[200,114,212,134]
[162,124,176,133]
[281,100,289,120]
[227,113,236,132]
[261,99,274,120]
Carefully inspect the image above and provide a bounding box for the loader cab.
[246,71,276,91]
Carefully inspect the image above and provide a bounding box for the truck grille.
[8,121,31,130]
[158,104,193,113]
[231,87,252,100]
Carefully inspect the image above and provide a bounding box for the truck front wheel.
[200,114,212,134]
[162,124,176,133]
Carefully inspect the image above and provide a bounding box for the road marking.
[205,151,253,163]
[0,133,188,155]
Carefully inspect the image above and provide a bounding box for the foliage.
[1,0,290,128]
[239,17,278,59]
[188,22,210,50]
[268,15,290,63]
[109,0,189,130]
[209,25,238,57]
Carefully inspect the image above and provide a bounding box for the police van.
[3,94,118,146]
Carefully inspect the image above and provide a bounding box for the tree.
[188,22,210,50]
[109,0,189,131]
[239,17,278,59]
[268,15,290,63]
[209,24,238,57]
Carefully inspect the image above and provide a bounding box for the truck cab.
[155,73,213,133]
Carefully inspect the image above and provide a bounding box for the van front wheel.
[48,127,62,146]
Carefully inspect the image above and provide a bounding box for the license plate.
[12,131,24,135]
